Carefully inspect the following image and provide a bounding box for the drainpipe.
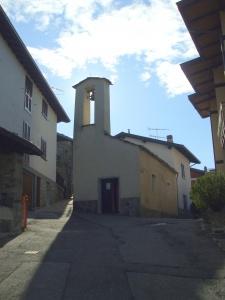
[176,173,179,216]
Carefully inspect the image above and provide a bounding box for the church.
[73,77,178,216]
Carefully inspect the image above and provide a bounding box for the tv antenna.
[148,128,169,140]
[51,86,64,95]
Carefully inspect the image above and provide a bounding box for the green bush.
[190,172,225,211]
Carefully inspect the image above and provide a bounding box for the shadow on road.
[1,202,225,300]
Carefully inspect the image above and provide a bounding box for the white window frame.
[181,163,185,179]
[24,77,32,113]
[42,99,48,119]
[151,174,156,192]
[41,138,47,160]
[23,121,31,141]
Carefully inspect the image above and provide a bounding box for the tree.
[190,172,225,211]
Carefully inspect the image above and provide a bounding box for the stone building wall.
[57,139,73,198]
[24,165,64,209]
[39,175,63,207]
[0,152,23,233]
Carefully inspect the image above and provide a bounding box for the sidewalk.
[28,198,73,220]
[0,199,73,248]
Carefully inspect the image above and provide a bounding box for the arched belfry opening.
[73,77,112,135]
[83,88,95,126]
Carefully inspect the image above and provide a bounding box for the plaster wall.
[122,137,174,165]
[57,139,73,197]
[0,35,57,181]
[139,149,178,216]
[171,147,192,210]
[74,127,140,213]
[212,66,225,172]
[210,112,225,172]
[122,136,192,209]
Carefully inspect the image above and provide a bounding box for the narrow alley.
[0,200,225,300]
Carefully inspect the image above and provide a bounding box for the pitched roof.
[73,77,112,89]
[116,132,200,164]
[0,127,42,155]
[0,5,70,123]
[190,167,205,175]
[57,132,73,142]
[104,133,177,174]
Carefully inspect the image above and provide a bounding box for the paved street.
[1,200,225,300]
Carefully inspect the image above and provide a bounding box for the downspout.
[176,173,179,216]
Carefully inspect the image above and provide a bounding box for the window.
[42,99,48,119]
[181,163,185,179]
[24,77,32,112]
[151,174,156,192]
[23,121,31,141]
[23,153,30,165]
[41,138,47,160]
[183,195,188,211]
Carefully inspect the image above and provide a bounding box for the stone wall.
[57,139,73,197]
[74,200,98,213]
[24,165,63,208]
[120,197,140,216]
[73,198,140,216]
[0,152,23,233]
[39,177,55,207]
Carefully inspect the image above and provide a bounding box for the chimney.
[167,135,173,143]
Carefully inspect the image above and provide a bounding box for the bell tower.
[73,77,112,136]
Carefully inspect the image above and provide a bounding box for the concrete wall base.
[74,200,98,213]
[74,198,140,216]
[140,207,177,218]
[120,197,140,216]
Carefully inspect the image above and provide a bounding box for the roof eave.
[73,77,112,89]
[116,132,200,163]
[0,5,70,124]
[0,127,42,155]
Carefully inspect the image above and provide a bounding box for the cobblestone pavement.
[1,200,225,299]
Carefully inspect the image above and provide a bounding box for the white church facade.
[73,77,178,216]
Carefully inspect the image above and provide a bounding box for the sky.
[1,0,214,169]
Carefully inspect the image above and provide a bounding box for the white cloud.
[140,71,151,82]
[1,0,198,96]
[156,61,194,96]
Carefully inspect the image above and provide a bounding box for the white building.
[116,132,200,213]
[0,6,70,209]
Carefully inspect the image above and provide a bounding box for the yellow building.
[73,77,178,217]
[178,0,225,172]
